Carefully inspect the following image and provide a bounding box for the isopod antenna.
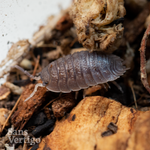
[12,65,41,81]
[12,65,45,102]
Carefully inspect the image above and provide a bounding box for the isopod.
[14,51,127,101]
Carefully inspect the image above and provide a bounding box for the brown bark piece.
[11,84,47,130]
[124,2,150,43]
[52,93,76,118]
[37,96,147,150]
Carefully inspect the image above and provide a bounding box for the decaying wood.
[52,93,76,118]
[11,84,47,130]
[140,24,150,94]
[124,2,150,43]
[70,0,126,53]
[37,96,148,150]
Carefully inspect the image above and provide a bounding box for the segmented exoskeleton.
[14,51,127,101]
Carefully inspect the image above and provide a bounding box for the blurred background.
[0,0,71,64]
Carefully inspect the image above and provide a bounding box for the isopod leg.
[111,81,123,93]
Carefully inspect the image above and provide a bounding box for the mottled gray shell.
[40,51,126,93]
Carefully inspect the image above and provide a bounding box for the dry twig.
[1,96,22,134]
[128,80,138,109]
[31,55,40,82]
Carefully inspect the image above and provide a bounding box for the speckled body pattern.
[40,51,126,93]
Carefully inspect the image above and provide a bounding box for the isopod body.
[40,51,126,93]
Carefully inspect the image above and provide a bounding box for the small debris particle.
[101,130,113,137]
[107,122,118,133]
[72,114,76,121]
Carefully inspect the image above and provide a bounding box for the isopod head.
[40,67,50,86]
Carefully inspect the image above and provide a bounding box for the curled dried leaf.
[70,0,126,53]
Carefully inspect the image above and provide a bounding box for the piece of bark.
[52,93,76,118]
[37,96,146,150]
[70,0,126,53]
[0,86,11,101]
[124,2,150,43]
[11,84,47,130]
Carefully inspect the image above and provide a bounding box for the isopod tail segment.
[12,65,44,102]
